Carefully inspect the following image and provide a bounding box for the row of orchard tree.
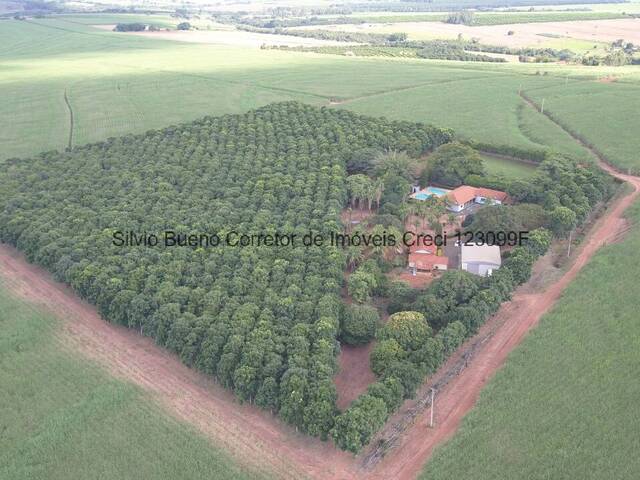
[0,102,452,440]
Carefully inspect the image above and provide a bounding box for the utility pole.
[541,98,545,114]
[567,229,573,257]
[429,388,435,428]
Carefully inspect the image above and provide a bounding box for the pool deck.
[410,186,451,201]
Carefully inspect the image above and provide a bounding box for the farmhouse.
[446,186,508,212]
[460,243,501,277]
[408,247,449,275]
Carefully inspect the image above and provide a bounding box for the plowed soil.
[1,157,637,480]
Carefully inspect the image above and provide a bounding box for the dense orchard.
[0,102,451,439]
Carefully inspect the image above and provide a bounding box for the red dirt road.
[0,247,359,480]
[1,162,638,479]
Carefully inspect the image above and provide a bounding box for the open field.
[525,80,640,173]
[1,17,639,170]
[110,26,361,47]
[421,189,640,480]
[292,11,625,26]
[3,10,640,479]
[297,18,640,47]
[0,286,261,480]
[480,152,538,178]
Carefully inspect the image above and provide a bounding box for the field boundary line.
[63,88,74,149]
[333,73,511,105]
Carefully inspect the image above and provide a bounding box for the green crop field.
[480,153,537,178]
[525,80,640,174]
[2,8,640,479]
[421,198,640,480]
[1,17,639,170]
[0,286,261,480]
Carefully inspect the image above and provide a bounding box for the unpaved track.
[1,161,638,480]
[0,248,358,480]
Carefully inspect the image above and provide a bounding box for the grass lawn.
[480,153,537,179]
[421,198,640,480]
[0,286,262,480]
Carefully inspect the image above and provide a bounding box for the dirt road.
[1,155,638,479]
[0,247,359,480]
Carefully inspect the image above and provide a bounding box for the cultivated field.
[2,9,640,480]
[298,18,640,48]
[94,23,360,47]
[2,16,639,172]
[480,153,537,178]
[0,286,262,480]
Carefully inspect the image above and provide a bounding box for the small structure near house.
[446,186,508,213]
[460,243,501,277]
[408,247,449,275]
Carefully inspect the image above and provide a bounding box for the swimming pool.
[413,186,450,200]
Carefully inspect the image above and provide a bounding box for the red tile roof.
[447,186,508,205]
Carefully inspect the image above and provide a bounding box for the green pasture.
[525,80,640,173]
[0,286,261,480]
[480,153,537,179]
[52,13,179,27]
[421,197,640,480]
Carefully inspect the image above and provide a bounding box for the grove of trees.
[0,101,451,442]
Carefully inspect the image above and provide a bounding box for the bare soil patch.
[305,18,640,48]
[335,342,377,410]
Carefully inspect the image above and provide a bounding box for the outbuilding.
[460,243,501,276]
[408,248,449,275]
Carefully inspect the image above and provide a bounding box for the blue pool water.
[414,187,449,200]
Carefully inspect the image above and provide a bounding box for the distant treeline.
[114,23,147,32]
[259,26,640,65]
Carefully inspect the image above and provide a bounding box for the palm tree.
[345,245,364,270]
[374,179,385,209]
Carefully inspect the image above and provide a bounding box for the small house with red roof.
[407,246,449,275]
[446,186,508,213]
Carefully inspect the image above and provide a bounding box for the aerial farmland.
[1,0,639,478]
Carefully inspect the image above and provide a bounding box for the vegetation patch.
[0,102,450,441]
